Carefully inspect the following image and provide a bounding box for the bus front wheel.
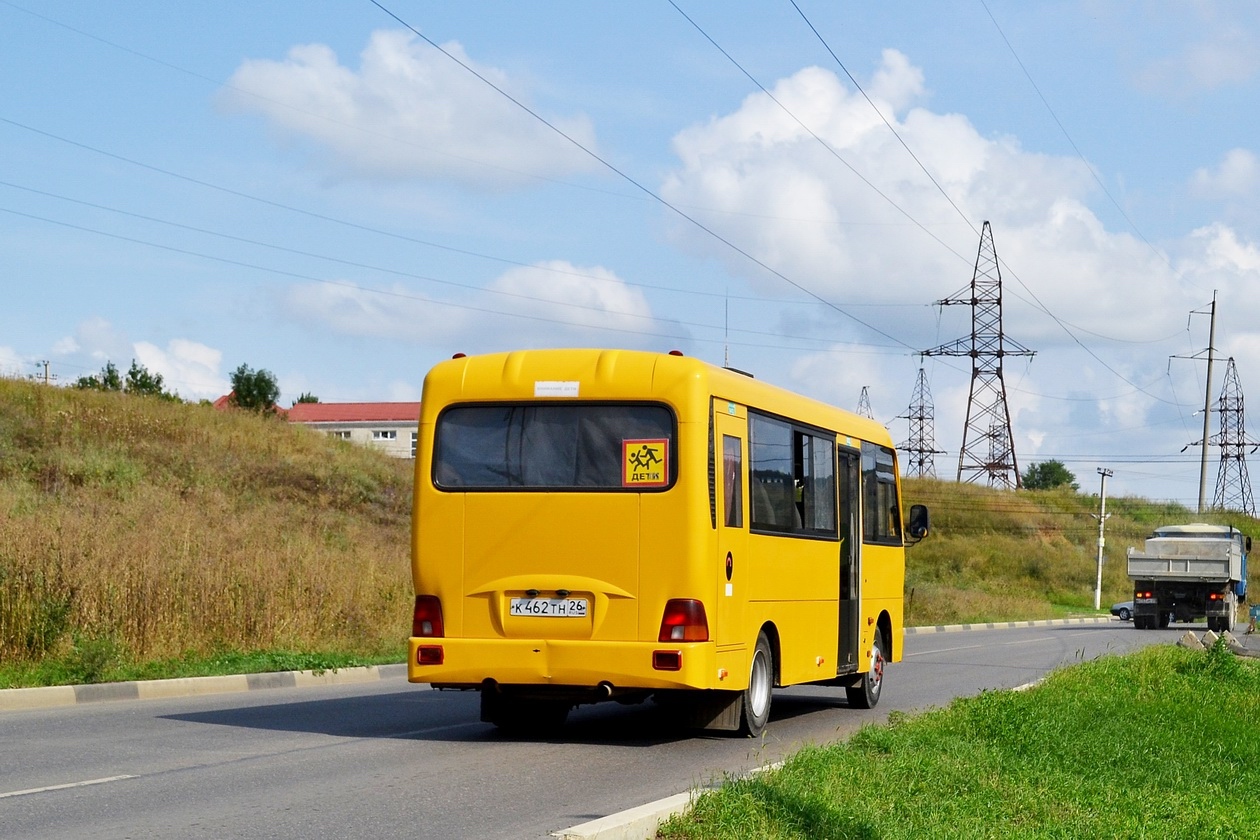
[847,627,886,709]
[738,632,774,737]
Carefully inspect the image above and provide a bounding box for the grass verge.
[659,639,1260,838]
[0,643,404,689]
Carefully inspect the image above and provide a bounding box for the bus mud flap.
[679,691,742,732]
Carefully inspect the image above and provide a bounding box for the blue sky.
[4,1,1260,507]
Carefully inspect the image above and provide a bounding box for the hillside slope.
[903,477,1258,625]
[0,378,413,669]
[3,376,1257,680]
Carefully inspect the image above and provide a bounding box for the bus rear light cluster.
[413,595,445,638]
[416,645,444,665]
[658,599,709,642]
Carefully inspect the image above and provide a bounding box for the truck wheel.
[738,632,774,737]
[1158,612,1171,629]
[847,627,887,710]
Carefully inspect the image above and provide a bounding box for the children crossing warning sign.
[622,439,668,487]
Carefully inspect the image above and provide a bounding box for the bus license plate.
[509,598,588,618]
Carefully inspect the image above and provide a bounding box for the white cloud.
[132,339,228,401]
[1191,148,1260,198]
[1136,25,1260,96]
[660,53,1173,348]
[488,261,655,332]
[48,318,228,400]
[55,316,130,363]
[0,346,26,379]
[279,263,673,352]
[281,281,471,342]
[656,47,1260,501]
[220,29,598,187]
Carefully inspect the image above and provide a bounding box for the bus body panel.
[409,349,908,703]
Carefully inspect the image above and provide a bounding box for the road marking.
[391,722,484,738]
[905,643,984,656]
[0,775,137,799]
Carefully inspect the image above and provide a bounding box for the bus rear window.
[433,403,676,490]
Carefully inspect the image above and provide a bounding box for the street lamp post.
[1093,468,1113,611]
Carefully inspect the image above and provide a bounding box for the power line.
[367,0,917,353]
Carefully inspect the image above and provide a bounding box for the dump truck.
[1126,523,1249,632]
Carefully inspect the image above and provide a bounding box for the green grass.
[0,640,403,689]
[660,640,1260,838]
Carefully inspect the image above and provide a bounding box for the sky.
[3,1,1260,507]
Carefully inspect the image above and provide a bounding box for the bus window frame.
[861,440,904,546]
[431,400,679,493]
[746,408,840,542]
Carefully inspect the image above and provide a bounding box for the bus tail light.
[413,595,444,638]
[416,645,444,666]
[658,599,708,642]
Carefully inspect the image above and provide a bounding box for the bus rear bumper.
[408,637,733,691]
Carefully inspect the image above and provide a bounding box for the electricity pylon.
[1211,357,1257,516]
[898,367,944,478]
[922,221,1034,488]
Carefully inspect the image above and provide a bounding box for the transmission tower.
[856,386,874,419]
[922,221,1034,489]
[898,367,945,478]
[1211,357,1257,515]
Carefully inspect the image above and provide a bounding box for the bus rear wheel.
[847,627,886,709]
[738,632,773,738]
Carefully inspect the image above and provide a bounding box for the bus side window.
[722,434,743,528]
[861,441,902,545]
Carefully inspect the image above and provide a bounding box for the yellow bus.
[408,348,928,736]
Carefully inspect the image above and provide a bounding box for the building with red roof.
[214,395,422,458]
[286,401,422,458]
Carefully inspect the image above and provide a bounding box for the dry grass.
[0,378,412,667]
[5,377,1257,678]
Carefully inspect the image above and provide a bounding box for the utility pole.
[1174,292,1219,513]
[1093,468,1112,611]
[1199,293,1217,514]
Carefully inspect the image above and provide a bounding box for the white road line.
[0,775,138,800]
[391,722,485,738]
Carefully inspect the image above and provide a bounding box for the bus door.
[713,402,748,649]
[837,446,861,674]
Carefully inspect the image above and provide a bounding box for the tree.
[229,364,280,413]
[74,359,178,400]
[74,361,123,392]
[293,392,319,406]
[1022,460,1078,491]
[125,360,178,400]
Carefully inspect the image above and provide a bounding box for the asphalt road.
[0,620,1185,840]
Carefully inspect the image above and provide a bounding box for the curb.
[0,663,408,713]
[905,616,1116,635]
